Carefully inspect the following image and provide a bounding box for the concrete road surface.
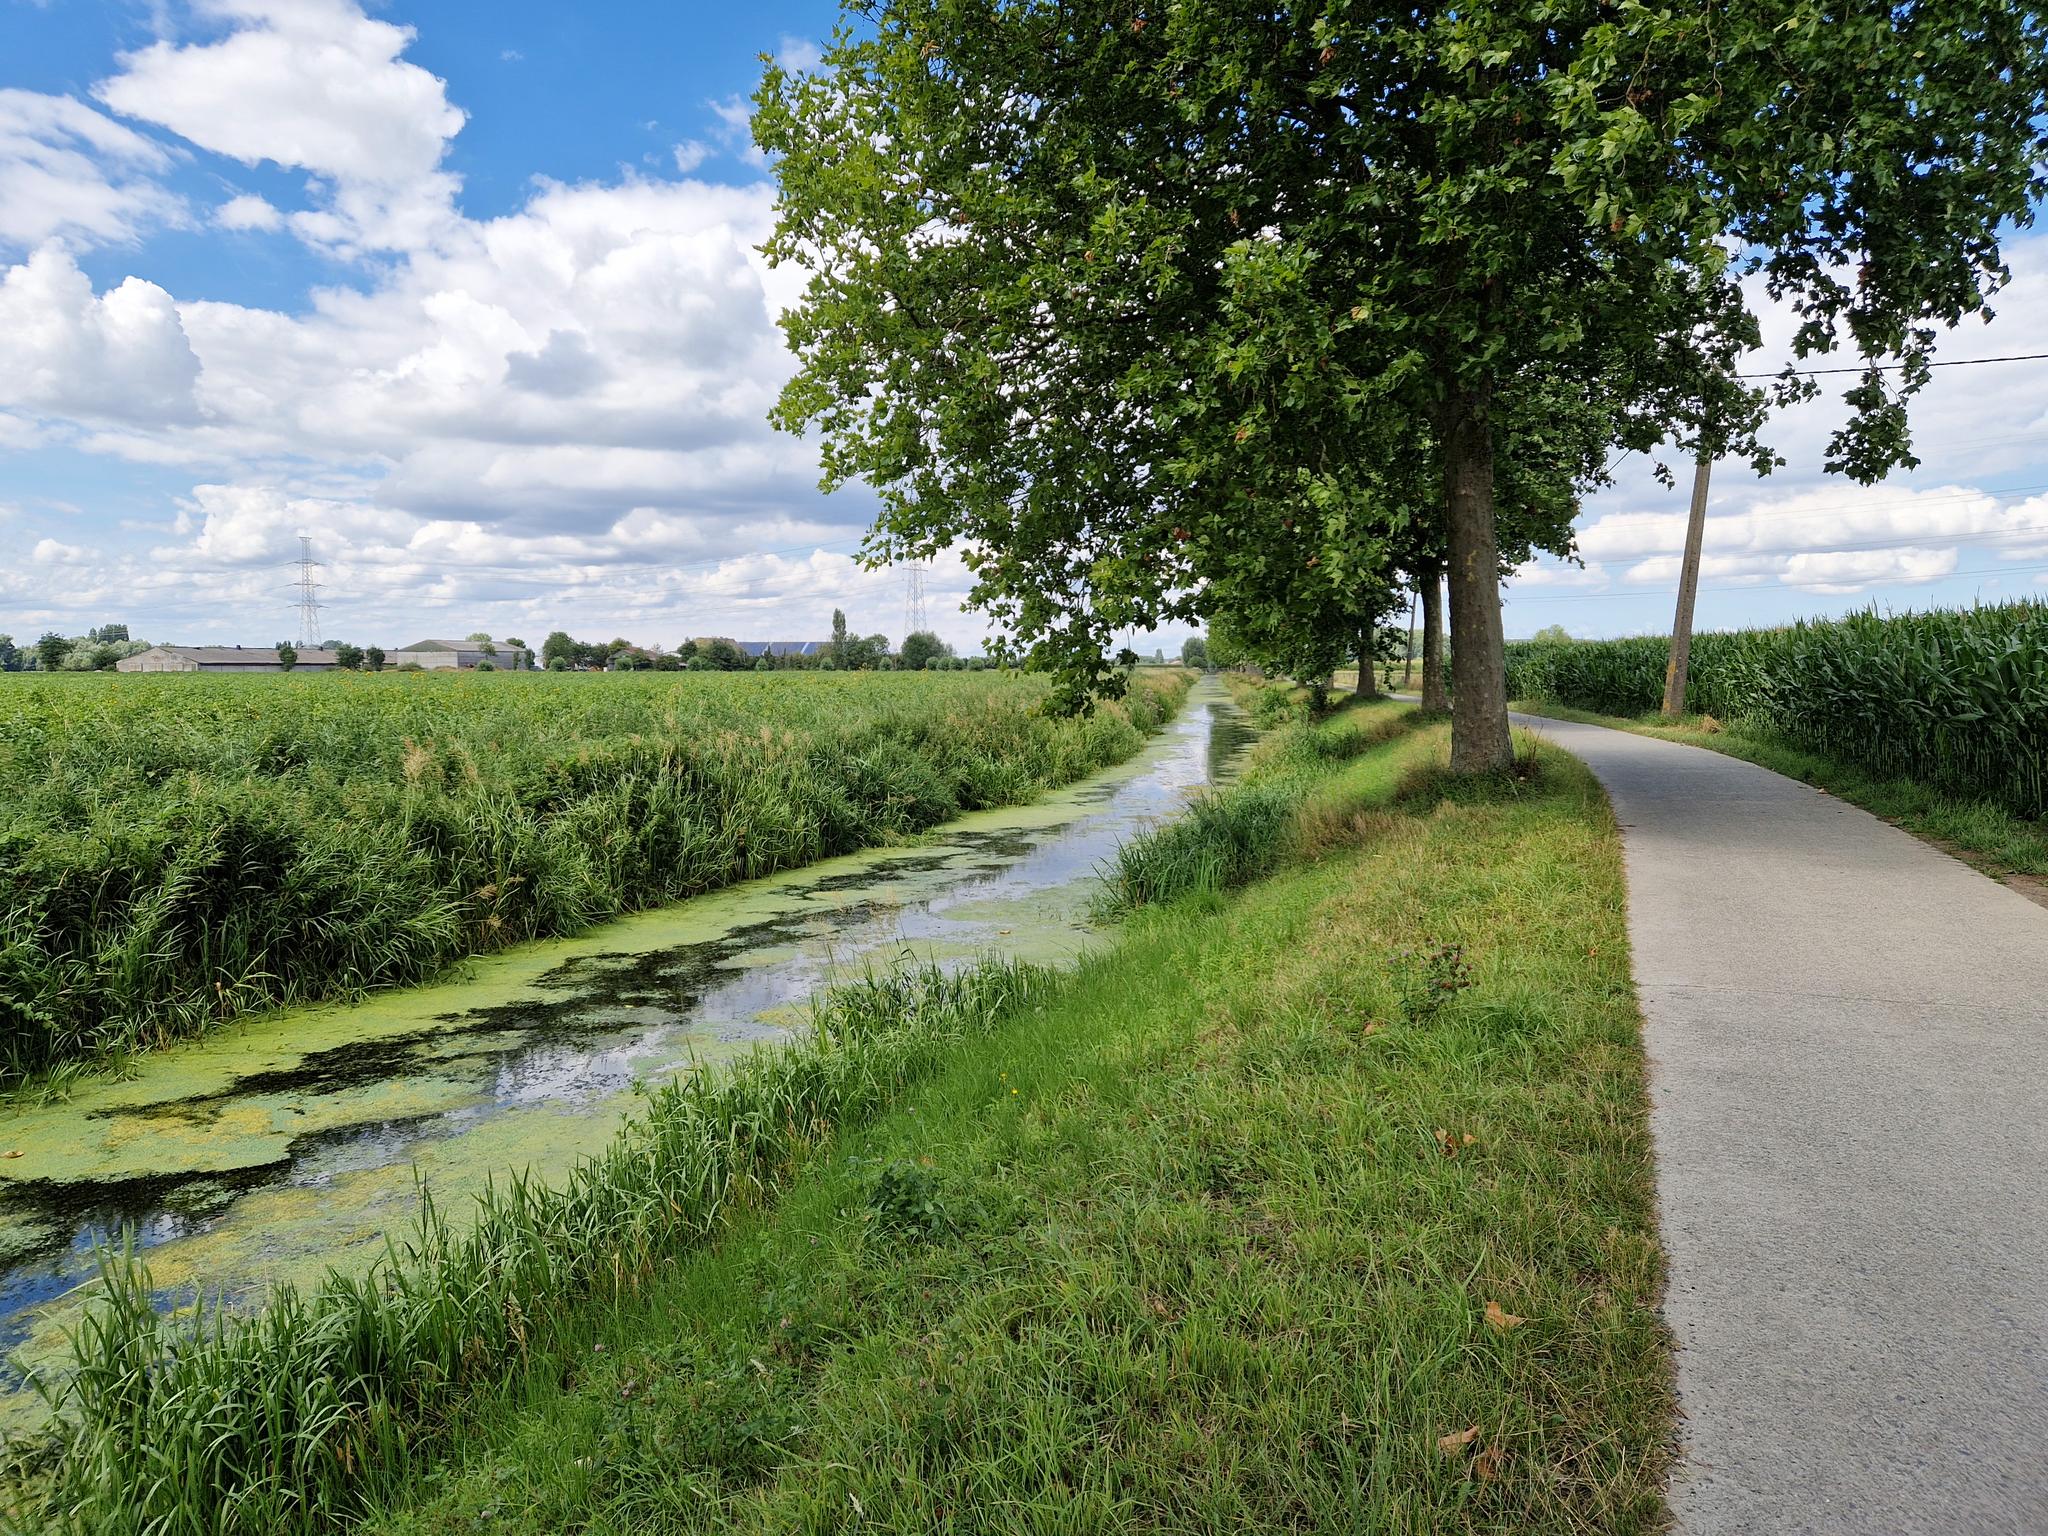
[1511,712,2048,1536]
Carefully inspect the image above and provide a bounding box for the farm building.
[387,639,532,670]
[730,640,833,659]
[116,645,342,672]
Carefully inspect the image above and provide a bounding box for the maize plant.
[1505,602,2048,818]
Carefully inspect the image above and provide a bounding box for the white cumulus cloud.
[215,193,284,231]
[0,245,202,424]
[95,0,466,254]
[0,88,183,249]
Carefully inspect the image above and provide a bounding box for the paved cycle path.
[1510,713,2048,1536]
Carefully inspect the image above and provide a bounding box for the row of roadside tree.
[755,2,2048,766]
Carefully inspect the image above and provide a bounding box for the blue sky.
[3,0,2047,655]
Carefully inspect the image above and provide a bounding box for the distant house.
[386,639,532,670]
[116,645,342,672]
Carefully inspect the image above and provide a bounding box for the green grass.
[1513,699,2048,882]
[347,718,1670,1536]
[0,669,1189,1083]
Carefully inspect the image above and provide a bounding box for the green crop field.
[0,668,1190,1085]
[1505,601,2048,819]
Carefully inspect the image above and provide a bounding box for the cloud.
[671,139,711,174]
[0,245,202,424]
[215,193,284,231]
[32,538,89,565]
[707,95,751,134]
[0,88,183,249]
[776,36,823,71]
[1571,481,2048,594]
[1508,559,1608,589]
[95,0,466,254]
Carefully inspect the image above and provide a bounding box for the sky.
[2,0,2047,655]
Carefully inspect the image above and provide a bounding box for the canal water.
[0,679,1253,1414]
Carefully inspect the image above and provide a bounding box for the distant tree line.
[0,619,997,677]
[0,627,151,672]
[533,612,984,673]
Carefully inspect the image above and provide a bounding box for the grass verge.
[357,718,1670,1535]
[1512,700,2048,891]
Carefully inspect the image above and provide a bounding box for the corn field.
[1504,602,2048,817]
[0,669,1188,1084]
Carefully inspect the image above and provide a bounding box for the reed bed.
[7,959,1055,1536]
[0,670,1187,1084]
[1504,602,2048,817]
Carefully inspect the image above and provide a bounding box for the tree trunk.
[1439,381,1513,772]
[1356,619,1379,698]
[1418,564,1448,713]
[1403,589,1418,690]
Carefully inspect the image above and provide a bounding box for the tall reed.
[0,670,1188,1083]
[1504,602,2048,817]
[8,960,1052,1536]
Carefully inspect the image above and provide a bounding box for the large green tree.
[899,629,953,669]
[763,0,2047,765]
[33,633,73,671]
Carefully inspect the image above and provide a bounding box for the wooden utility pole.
[1660,449,1713,718]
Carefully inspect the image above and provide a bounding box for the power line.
[1509,558,2048,604]
[1738,350,2048,379]
[1586,519,2048,565]
[1577,480,2048,533]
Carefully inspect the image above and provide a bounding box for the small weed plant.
[1391,940,1475,1023]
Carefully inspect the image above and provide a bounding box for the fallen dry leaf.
[1361,1020,1384,1037]
[1475,1443,1506,1481]
[1438,1425,1481,1454]
[1484,1301,1525,1332]
[0,1150,20,1160]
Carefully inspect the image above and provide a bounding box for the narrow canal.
[0,679,1253,1413]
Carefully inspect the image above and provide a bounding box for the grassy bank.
[0,669,1188,1083]
[9,962,1062,1534]
[1512,700,2048,885]
[346,717,1668,1534]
